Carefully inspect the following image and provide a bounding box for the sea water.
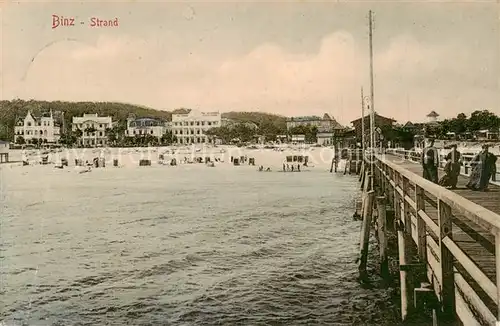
[1,148,400,325]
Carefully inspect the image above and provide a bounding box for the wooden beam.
[377,195,389,279]
[359,190,375,280]
[415,185,427,263]
[438,199,455,323]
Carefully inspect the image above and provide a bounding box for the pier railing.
[385,148,499,184]
[373,154,500,325]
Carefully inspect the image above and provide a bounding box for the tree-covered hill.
[0,101,289,141]
[221,111,287,136]
[0,99,172,140]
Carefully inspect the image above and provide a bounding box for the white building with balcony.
[126,114,169,139]
[171,109,221,144]
[14,110,61,144]
[0,140,9,163]
[72,113,113,147]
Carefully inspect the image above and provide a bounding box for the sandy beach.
[7,145,340,171]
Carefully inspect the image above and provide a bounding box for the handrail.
[373,154,500,325]
[385,148,500,184]
[376,154,500,234]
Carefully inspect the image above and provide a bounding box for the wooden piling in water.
[376,195,389,279]
[358,189,375,280]
[397,219,413,321]
[360,173,371,219]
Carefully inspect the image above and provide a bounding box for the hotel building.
[14,110,61,144]
[126,114,169,139]
[72,113,113,147]
[171,109,221,144]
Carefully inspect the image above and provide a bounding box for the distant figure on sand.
[466,145,497,191]
[439,144,461,189]
[421,139,439,183]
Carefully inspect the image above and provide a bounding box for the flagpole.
[368,10,375,190]
[361,87,365,152]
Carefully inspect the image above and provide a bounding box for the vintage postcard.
[1,1,500,325]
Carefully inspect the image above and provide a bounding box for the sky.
[1,0,499,125]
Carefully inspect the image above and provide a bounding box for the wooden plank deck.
[385,154,500,315]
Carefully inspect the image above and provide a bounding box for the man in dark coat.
[421,139,439,183]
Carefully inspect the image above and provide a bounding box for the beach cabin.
[0,141,9,163]
[276,135,288,143]
[316,132,334,146]
[285,155,308,164]
[475,129,499,141]
[291,134,306,144]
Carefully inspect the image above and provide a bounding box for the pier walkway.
[368,151,500,325]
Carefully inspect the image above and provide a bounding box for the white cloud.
[7,31,498,125]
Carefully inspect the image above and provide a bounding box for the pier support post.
[437,200,455,324]
[415,185,427,263]
[376,195,389,279]
[361,173,372,215]
[359,160,365,183]
[402,177,412,238]
[388,167,395,207]
[360,165,366,189]
[393,171,415,321]
[397,219,414,321]
[359,190,375,280]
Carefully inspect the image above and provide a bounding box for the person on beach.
[466,145,497,191]
[421,139,439,183]
[439,144,461,189]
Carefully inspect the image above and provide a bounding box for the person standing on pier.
[421,139,439,183]
[442,144,461,189]
[466,145,497,191]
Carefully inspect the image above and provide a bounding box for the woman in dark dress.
[440,144,461,189]
[466,145,498,191]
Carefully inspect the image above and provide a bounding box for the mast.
[369,10,375,190]
[361,87,365,151]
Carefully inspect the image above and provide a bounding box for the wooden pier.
[355,150,500,325]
